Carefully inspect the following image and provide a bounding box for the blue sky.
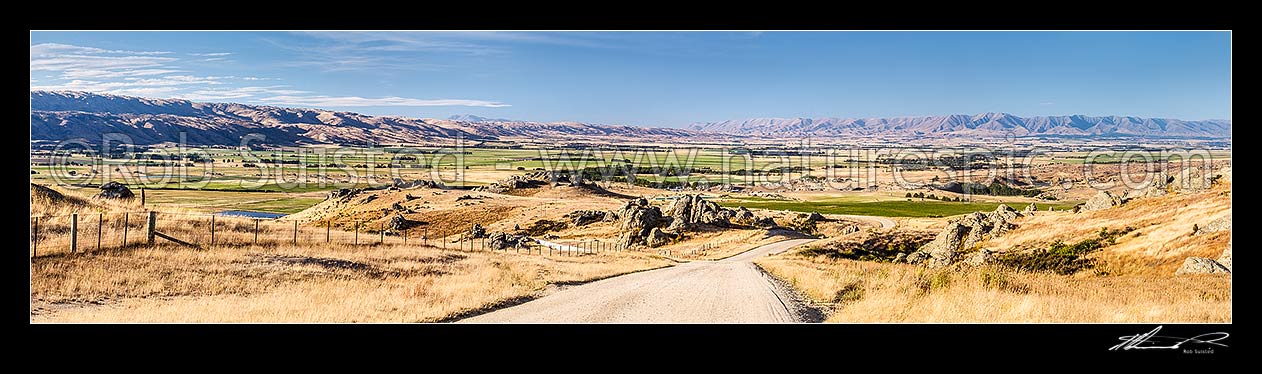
[30,31,1231,126]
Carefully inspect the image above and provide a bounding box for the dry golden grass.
[756,256,1231,323]
[986,185,1231,275]
[31,242,671,322]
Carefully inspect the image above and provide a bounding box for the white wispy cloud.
[30,42,512,110]
[259,95,510,108]
[1040,101,1056,106]
[174,86,310,101]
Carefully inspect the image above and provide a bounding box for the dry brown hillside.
[985,183,1231,275]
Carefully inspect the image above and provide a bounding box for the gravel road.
[459,238,818,323]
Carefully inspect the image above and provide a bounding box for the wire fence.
[29,211,630,258]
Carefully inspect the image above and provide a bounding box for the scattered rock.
[328,188,360,200]
[893,252,908,263]
[1081,190,1123,211]
[1023,203,1037,214]
[1175,257,1230,275]
[362,194,377,204]
[95,181,134,199]
[455,195,480,201]
[839,225,861,235]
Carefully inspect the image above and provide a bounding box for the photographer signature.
[1110,326,1229,351]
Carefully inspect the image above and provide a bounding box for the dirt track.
[459,238,818,323]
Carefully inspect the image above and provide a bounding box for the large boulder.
[487,232,531,250]
[95,181,134,199]
[916,222,970,267]
[730,206,758,226]
[1081,190,1123,211]
[962,249,995,266]
[645,227,677,248]
[1217,246,1232,271]
[387,215,421,232]
[1175,257,1231,275]
[1022,203,1038,214]
[616,198,663,248]
[467,223,487,238]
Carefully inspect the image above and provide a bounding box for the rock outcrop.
[1081,191,1124,211]
[474,171,587,193]
[906,205,1022,267]
[95,181,134,199]
[1023,203,1037,214]
[565,210,617,227]
[1175,257,1231,275]
[487,232,531,250]
[663,194,733,232]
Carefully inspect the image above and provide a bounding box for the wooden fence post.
[147,211,156,245]
[293,220,298,246]
[326,221,331,243]
[32,217,38,258]
[380,223,384,245]
[253,219,260,245]
[141,188,146,206]
[354,221,359,245]
[97,213,103,251]
[209,214,215,247]
[403,229,407,245]
[122,213,129,247]
[71,213,79,253]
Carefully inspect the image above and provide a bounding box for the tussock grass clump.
[995,227,1134,275]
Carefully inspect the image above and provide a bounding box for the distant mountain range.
[448,114,517,122]
[29,91,1230,146]
[29,91,694,145]
[690,113,1230,138]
